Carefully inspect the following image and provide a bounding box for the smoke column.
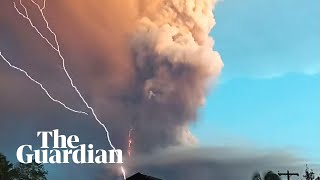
[3,0,222,153]
[127,0,223,153]
[49,0,223,153]
[0,0,223,178]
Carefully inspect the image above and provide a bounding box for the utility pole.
[278,170,299,180]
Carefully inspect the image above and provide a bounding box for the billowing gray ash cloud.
[0,0,221,151]
[0,0,304,179]
[0,0,222,174]
[123,0,223,153]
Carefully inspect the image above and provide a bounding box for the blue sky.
[192,0,320,162]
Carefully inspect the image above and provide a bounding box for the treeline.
[0,153,47,180]
[253,166,320,180]
[2,151,320,180]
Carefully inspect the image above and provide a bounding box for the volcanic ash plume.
[127,0,223,152]
[0,0,223,158]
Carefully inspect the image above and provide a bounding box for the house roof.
[126,172,162,180]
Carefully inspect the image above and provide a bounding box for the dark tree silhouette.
[303,165,315,180]
[0,153,16,180]
[264,171,282,180]
[14,160,48,180]
[1,153,48,180]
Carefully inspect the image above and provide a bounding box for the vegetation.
[253,165,320,180]
[2,151,320,180]
[0,153,15,180]
[264,171,281,180]
[253,171,281,180]
[303,165,320,180]
[0,153,47,180]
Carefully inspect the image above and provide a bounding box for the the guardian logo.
[16,129,123,164]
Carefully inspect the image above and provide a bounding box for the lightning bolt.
[127,128,134,158]
[7,0,127,179]
[121,166,126,179]
[0,52,87,115]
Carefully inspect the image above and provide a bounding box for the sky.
[192,0,320,162]
[0,0,319,179]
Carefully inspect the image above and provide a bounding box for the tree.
[252,172,262,180]
[0,153,16,180]
[0,153,48,180]
[14,160,48,180]
[264,171,281,180]
[303,165,315,180]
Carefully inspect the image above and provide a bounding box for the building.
[126,172,162,180]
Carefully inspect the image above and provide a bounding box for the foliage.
[0,153,16,180]
[0,153,47,180]
[264,171,281,180]
[14,160,48,180]
[304,165,315,180]
[252,171,281,180]
[252,172,262,180]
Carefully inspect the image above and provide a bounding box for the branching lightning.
[4,0,127,179]
[0,52,88,115]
